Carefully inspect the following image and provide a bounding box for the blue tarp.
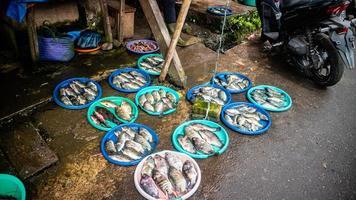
[6,0,48,23]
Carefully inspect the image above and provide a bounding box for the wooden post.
[27,6,39,62]
[159,0,191,82]
[118,0,125,42]
[99,0,113,43]
[139,0,186,87]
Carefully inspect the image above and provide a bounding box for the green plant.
[224,10,261,43]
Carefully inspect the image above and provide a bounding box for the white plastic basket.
[134,150,202,200]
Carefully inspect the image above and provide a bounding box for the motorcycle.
[257,0,356,86]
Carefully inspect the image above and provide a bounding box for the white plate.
[134,150,202,200]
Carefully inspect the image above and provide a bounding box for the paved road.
[24,41,356,200]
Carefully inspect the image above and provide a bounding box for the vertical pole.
[159,0,191,82]
[27,6,39,62]
[118,0,125,42]
[99,0,113,43]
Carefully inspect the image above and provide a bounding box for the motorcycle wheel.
[308,33,344,87]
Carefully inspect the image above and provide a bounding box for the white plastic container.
[134,150,202,200]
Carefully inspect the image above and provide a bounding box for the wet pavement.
[1,37,350,200]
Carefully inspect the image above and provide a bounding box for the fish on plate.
[224,104,269,132]
[177,122,224,155]
[251,87,287,110]
[213,74,250,91]
[104,126,154,163]
[139,152,198,199]
[140,56,164,74]
[113,70,147,90]
[139,89,178,114]
[58,80,98,106]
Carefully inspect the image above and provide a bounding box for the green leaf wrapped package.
[191,100,222,121]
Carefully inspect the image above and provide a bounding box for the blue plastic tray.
[135,86,180,116]
[126,39,159,55]
[207,6,233,16]
[186,83,232,105]
[220,102,272,135]
[108,68,151,93]
[211,72,253,94]
[247,85,292,112]
[53,77,102,110]
[172,120,229,159]
[100,123,159,166]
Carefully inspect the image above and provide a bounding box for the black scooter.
[257,0,356,86]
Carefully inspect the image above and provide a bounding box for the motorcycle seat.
[282,0,333,9]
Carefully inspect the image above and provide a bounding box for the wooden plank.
[160,0,191,81]
[139,0,187,88]
[27,6,39,62]
[99,0,113,43]
[118,0,125,42]
[0,122,58,179]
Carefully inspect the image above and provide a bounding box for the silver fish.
[77,95,87,105]
[73,80,86,89]
[152,56,164,63]
[145,93,155,104]
[120,148,141,160]
[60,96,72,105]
[125,140,145,154]
[152,169,175,197]
[169,167,187,193]
[189,123,221,132]
[183,160,198,188]
[154,101,164,113]
[191,137,215,155]
[115,101,132,121]
[105,140,117,154]
[100,100,117,108]
[135,134,152,151]
[86,82,98,92]
[166,93,177,104]
[199,130,223,148]
[116,132,127,152]
[143,102,155,112]
[109,154,131,162]
[158,89,166,97]
[69,83,81,95]
[141,156,155,177]
[139,128,153,143]
[139,95,147,106]
[165,152,183,171]
[177,135,196,154]
[121,127,136,139]
[154,154,169,177]
[152,91,161,102]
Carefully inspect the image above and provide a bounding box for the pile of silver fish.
[213,74,250,91]
[251,87,287,109]
[140,56,164,74]
[59,80,98,106]
[139,89,177,114]
[140,152,198,199]
[191,86,228,105]
[177,123,223,155]
[113,70,147,90]
[91,100,134,127]
[105,126,154,162]
[224,104,269,132]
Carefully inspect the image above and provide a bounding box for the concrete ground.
[9,37,352,200]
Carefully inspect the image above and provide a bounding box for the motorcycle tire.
[309,33,344,87]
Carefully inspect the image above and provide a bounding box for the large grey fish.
[183,160,198,188]
[198,130,223,148]
[139,128,153,143]
[141,156,155,177]
[109,154,131,162]
[125,140,145,154]
[191,137,215,155]
[177,135,196,154]
[169,167,187,193]
[86,82,98,92]
[166,93,177,104]
[73,80,86,89]
[165,152,183,171]
[60,96,72,105]
[139,95,147,106]
[153,154,169,177]
[145,93,155,104]
[189,123,221,132]
[140,175,160,198]
[120,148,141,160]
[152,169,175,197]
[134,134,152,151]
[121,126,136,139]
[154,101,164,113]
[143,102,155,112]
[115,101,132,121]
[152,90,161,102]
[105,140,117,154]
[116,132,127,152]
